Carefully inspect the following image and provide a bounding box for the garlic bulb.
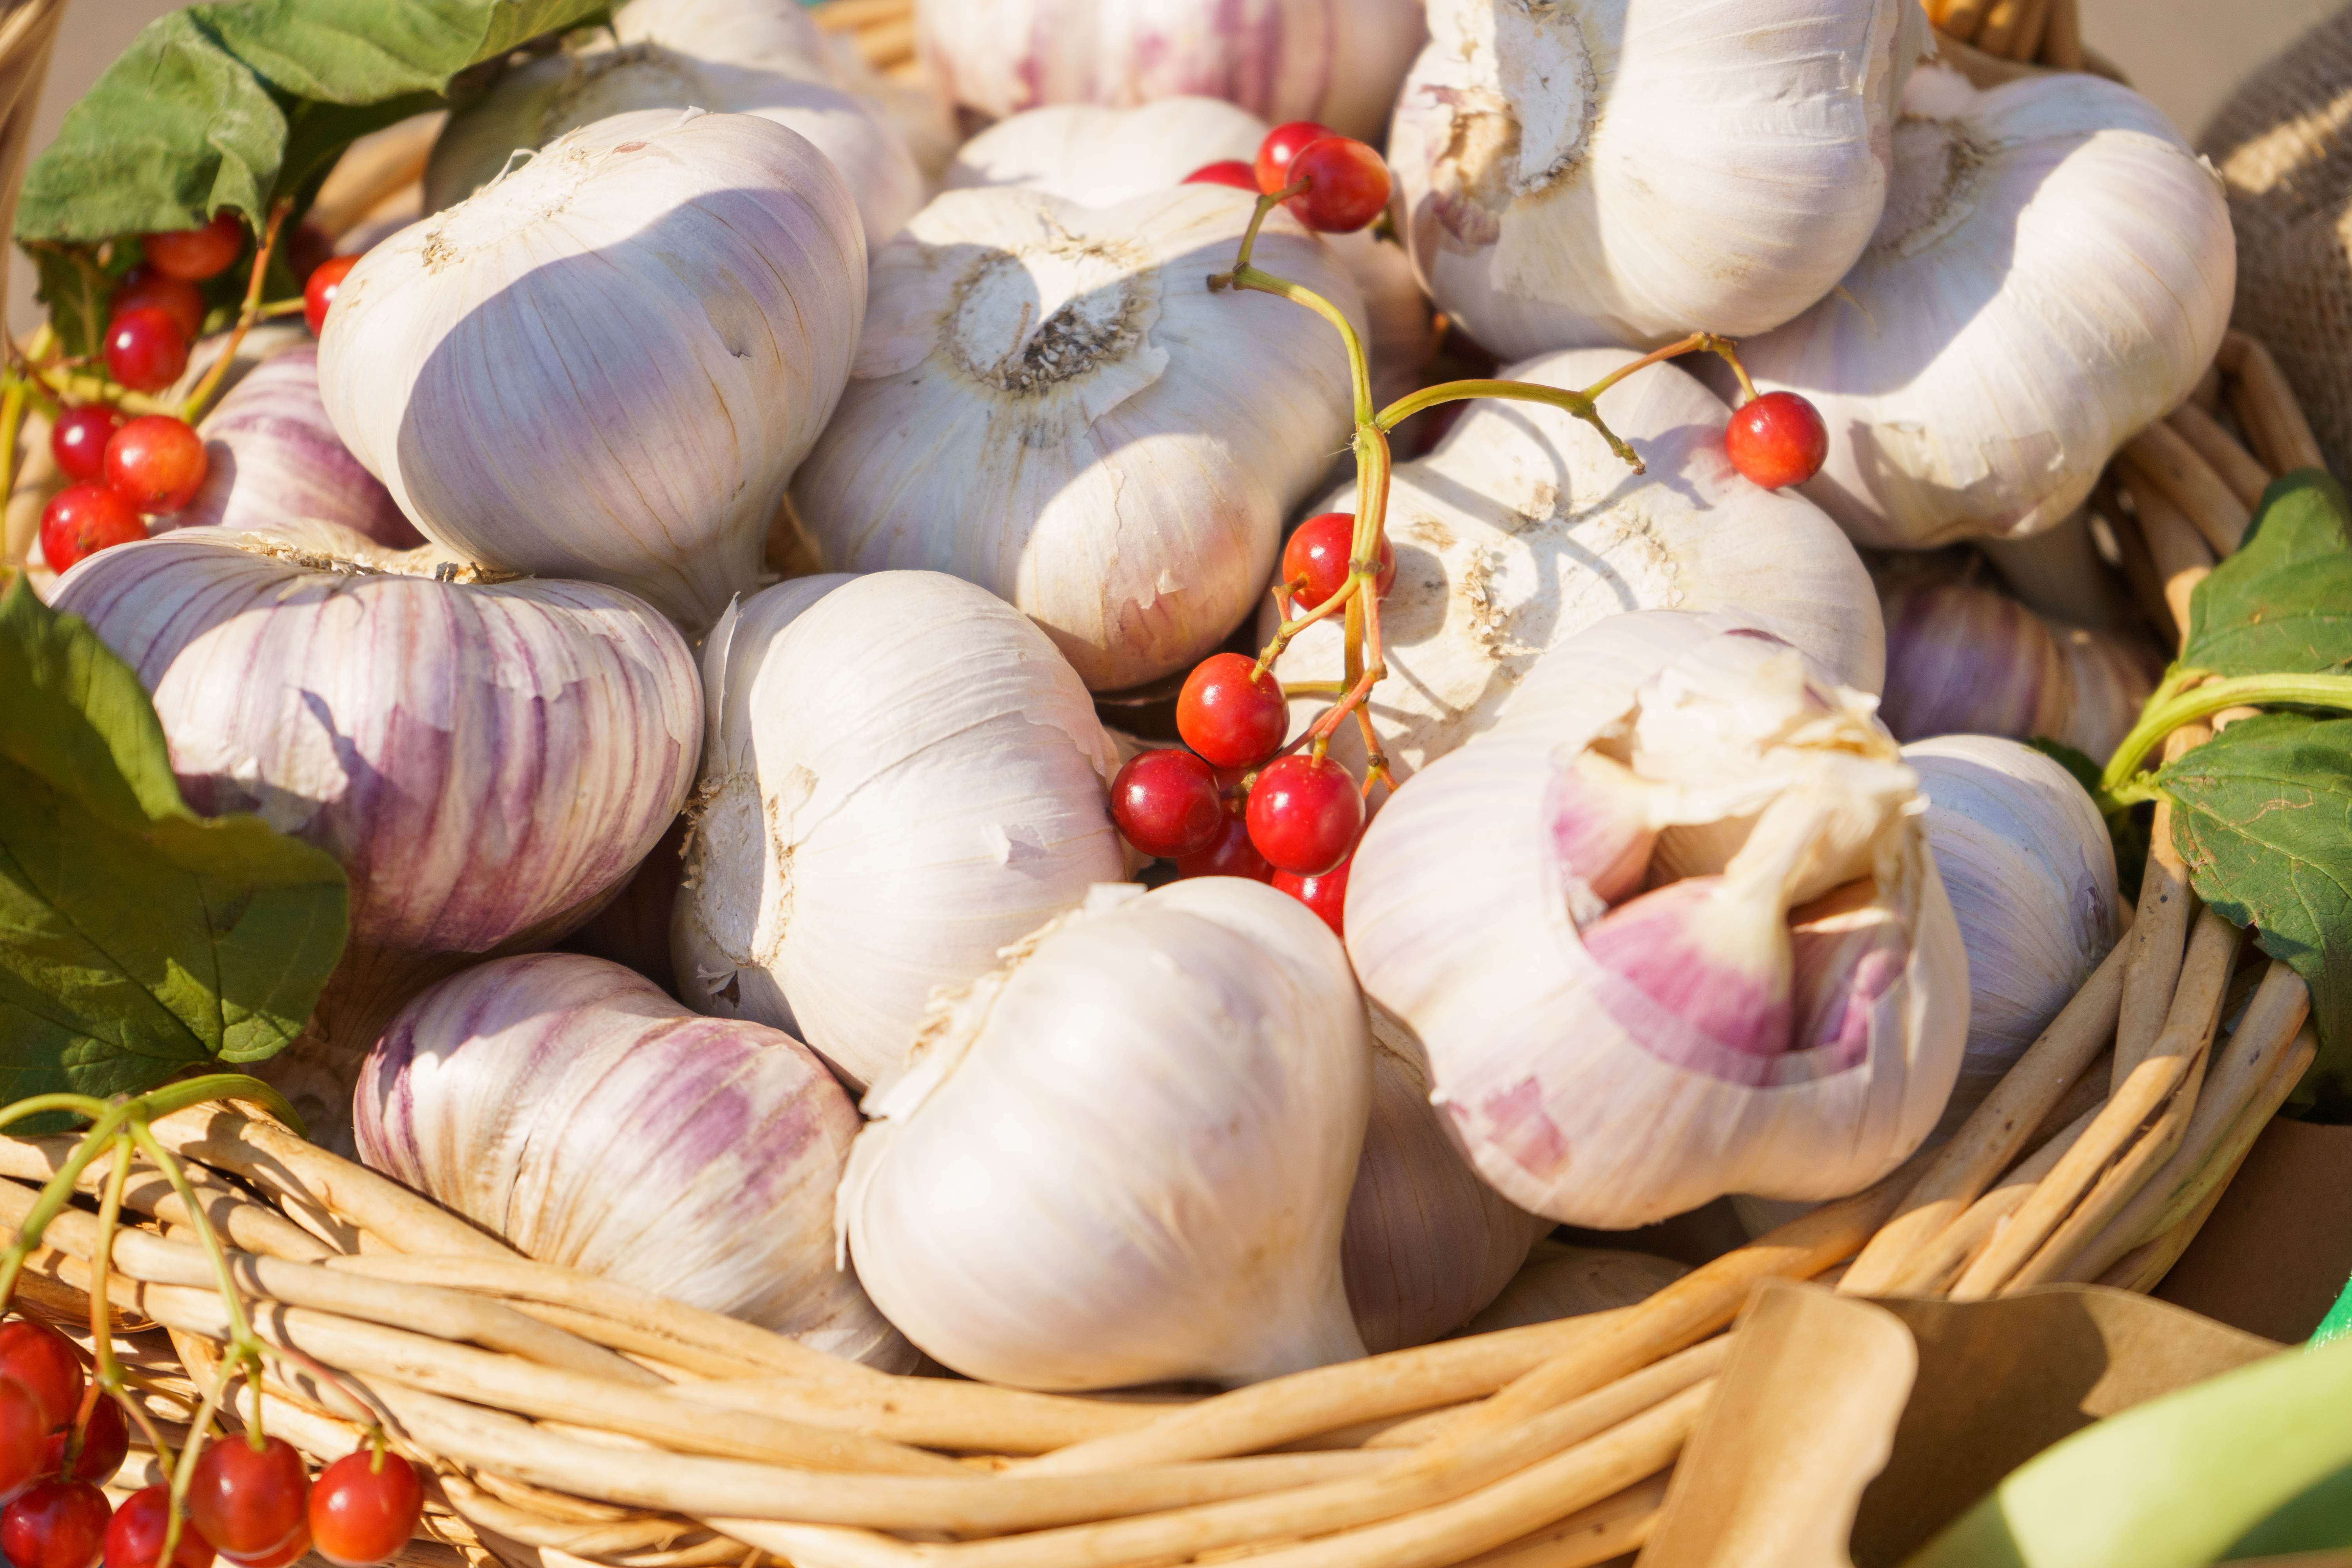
[1902,736,2117,1105]
[320,108,865,630]
[1388,0,1924,356]
[914,0,1427,143]
[1741,65,2236,548]
[673,571,1123,1090]
[791,184,1363,690]
[945,99,1434,407]
[1347,610,1968,1228]
[359,952,911,1369]
[1463,1242,1688,1335]
[1270,348,1882,783]
[1345,1009,1546,1354]
[839,880,1370,1390]
[172,346,421,550]
[425,0,924,245]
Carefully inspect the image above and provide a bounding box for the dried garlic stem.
[1882,1102,2104,1296]
[2124,424,2251,554]
[2165,405,2272,508]
[2113,723,2210,1089]
[0,1136,336,1263]
[2122,475,2214,648]
[2219,331,2327,475]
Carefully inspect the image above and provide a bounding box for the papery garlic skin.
[1347,611,1967,1228]
[1270,350,1882,782]
[1389,0,1922,356]
[1903,736,2116,1105]
[1463,1241,1688,1335]
[359,953,911,1369]
[321,108,865,631]
[915,0,1426,142]
[426,0,924,245]
[839,880,1370,1390]
[673,571,1123,1090]
[172,347,420,550]
[1742,66,2235,548]
[792,184,1363,690]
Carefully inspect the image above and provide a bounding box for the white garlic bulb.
[791,183,1363,690]
[320,108,865,630]
[1346,1010,1546,1354]
[914,0,1427,143]
[359,953,911,1368]
[1463,1242,1688,1335]
[1270,348,1882,783]
[1347,610,1968,1229]
[1902,736,2117,1105]
[173,346,421,550]
[426,0,924,245]
[1388,0,1924,356]
[673,571,1123,1090]
[839,880,1370,1390]
[1742,65,2236,548]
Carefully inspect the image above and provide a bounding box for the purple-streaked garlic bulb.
[1347,610,1967,1229]
[359,953,911,1368]
[171,346,421,550]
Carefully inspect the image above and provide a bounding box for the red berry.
[1254,121,1336,194]
[1110,749,1224,860]
[307,1452,422,1568]
[1183,160,1259,192]
[3,1479,111,1568]
[1281,512,1395,612]
[105,1487,213,1568]
[1273,855,1351,939]
[0,1324,84,1435]
[218,1526,306,1568]
[1725,390,1828,490]
[105,416,209,514]
[103,308,189,394]
[186,1437,309,1560]
[303,256,359,337]
[38,485,145,574]
[110,268,205,343]
[1174,804,1274,883]
[1245,753,1363,876]
[1176,653,1289,770]
[44,1395,127,1486]
[287,223,334,285]
[1283,138,1392,234]
[0,1379,47,1501]
[50,407,126,485]
[142,213,243,282]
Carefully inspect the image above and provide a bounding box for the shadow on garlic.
[1461,1241,1689,1336]
[1347,610,1967,1229]
[358,952,913,1370]
[1267,348,1884,784]
[672,571,1124,1091]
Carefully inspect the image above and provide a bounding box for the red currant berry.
[1725,390,1828,490]
[0,1324,84,1435]
[1283,138,1392,234]
[287,223,334,285]
[43,1395,127,1486]
[105,416,209,514]
[1273,855,1351,939]
[218,1525,307,1568]
[1109,749,1223,860]
[103,308,189,395]
[110,268,205,343]
[307,1452,422,1568]
[1254,121,1336,194]
[1281,512,1395,612]
[0,1378,47,1501]
[49,407,126,485]
[1183,160,1259,192]
[1174,804,1274,883]
[39,485,145,575]
[3,1479,111,1568]
[1176,653,1289,770]
[303,256,360,337]
[104,1487,213,1568]
[142,213,243,282]
[1245,753,1363,876]
[186,1437,309,1560]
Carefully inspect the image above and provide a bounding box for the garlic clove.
[1577,875,1797,1067]
[1463,1242,1688,1336]
[1878,576,2067,745]
[1547,751,1662,919]
[2054,622,2167,763]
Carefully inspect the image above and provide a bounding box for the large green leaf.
[0,577,348,1101]
[2182,468,2352,680]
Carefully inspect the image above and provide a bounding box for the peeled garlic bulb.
[673,571,1123,1090]
[1270,349,1882,783]
[320,108,865,630]
[840,881,1370,1390]
[359,953,910,1369]
[1346,1011,1546,1354]
[1742,65,2235,548]
[426,0,923,245]
[172,346,420,550]
[915,0,1426,142]
[792,184,1363,690]
[1389,0,1923,356]
[1464,1242,1688,1335]
[1903,736,2117,1105]
[1348,611,1967,1228]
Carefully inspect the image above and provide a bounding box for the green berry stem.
[178,198,291,425]
[2096,668,2352,811]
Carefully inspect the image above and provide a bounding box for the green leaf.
[2155,712,2352,1112]
[2182,468,2352,680]
[22,243,131,361]
[199,0,612,104]
[0,577,348,1103]
[2029,736,2149,904]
